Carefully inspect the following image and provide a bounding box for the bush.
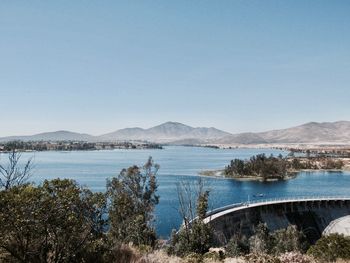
[226,235,249,257]
[184,252,203,263]
[0,179,107,263]
[307,234,350,262]
[279,252,316,263]
[244,253,281,263]
[271,225,308,255]
[203,251,224,262]
[139,250,183,263]
[110,244,142,263]
[168,190,213,257]
[249,223,272,254]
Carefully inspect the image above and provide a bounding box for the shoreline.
[198,168,346,182]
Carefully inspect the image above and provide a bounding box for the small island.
[201,153,347,181]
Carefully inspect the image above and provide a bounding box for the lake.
[9,146,350,238]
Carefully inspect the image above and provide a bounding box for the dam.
[204,196,350,246]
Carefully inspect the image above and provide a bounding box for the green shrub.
[271,225,308,255]
[203,251,224,261]
[226,235,249,257]
[249,223,273,254]
[307,234,350,262]
[168,190,213,257]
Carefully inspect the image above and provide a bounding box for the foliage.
[225,153,344,180]
[278,252,316,263]
[225,154,288,180]
[249,223,272,254]
[290,157,343,170]
[271,225,308,254]
[307,234,350,262]
[244,253,281,263]
[107,157,159,247]
[184,252,203,263]
[203,251,224,262]
[0,179,107,263]
[0,140,162,152]
[225,235,249,257]
[168,180,213,257]
[247,224,307,257]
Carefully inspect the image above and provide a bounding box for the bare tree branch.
[0,150,33,190]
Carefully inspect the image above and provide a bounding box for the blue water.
[6,146,350,238]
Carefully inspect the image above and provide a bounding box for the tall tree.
[107,157,159,247]
[168,179,213,256]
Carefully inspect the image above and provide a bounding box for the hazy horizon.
[1,119,350,138]
[1,1,349,137]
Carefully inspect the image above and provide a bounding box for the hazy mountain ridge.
[0,131,95,142]
[215,132,268,144]
[99,122,231,142]
[257,121,350,143]
[1,121,350,144]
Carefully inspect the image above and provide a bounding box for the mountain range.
[1,121,350,145]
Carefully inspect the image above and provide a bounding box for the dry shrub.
[224,258,246,263]
[203,251,225,262]
[111,244,143,263]
[279,252,316,263]
[139,249,183,263]
[244,253,281,263]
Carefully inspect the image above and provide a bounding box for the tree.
[168,179,213,256]
[0,179,108,263]
[107,157,159,247]
[0,150,33,190]
[226,235,249,257]
[249,223,271,254]
[271,225,307,255]
[307,234,350,262]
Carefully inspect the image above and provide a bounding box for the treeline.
[0,153,160,263]
[225,154,344,180]
[1,151,349,263]
[290,157,344,170]
[225,222,350,263]
[0,140,162,152]
[224,154,289,180]
[0,152,219,262]
[287,148,350,158]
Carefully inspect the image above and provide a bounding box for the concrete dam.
[204,197,350,246]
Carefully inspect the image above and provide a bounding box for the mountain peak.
[99,122,230,142]
[153,121,192,128]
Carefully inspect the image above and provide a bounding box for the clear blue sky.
[1,1,349,136]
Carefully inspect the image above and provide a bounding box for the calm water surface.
[10,146,350,238]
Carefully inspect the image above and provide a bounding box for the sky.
[1,1,350,136]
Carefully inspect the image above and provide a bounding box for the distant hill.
[1,121,349,145]
[99,122,231,143]
[257,121,350,144]
[214,132,267,144]
[0,131,95,142]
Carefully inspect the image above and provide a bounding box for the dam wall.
[206,197,350,246]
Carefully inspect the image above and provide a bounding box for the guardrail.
[205,195,350,218]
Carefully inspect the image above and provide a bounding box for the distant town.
[0,140,162,152]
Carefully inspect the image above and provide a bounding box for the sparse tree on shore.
[168,179,213,256]
[0,150,33,190]
[107,157,160,247]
